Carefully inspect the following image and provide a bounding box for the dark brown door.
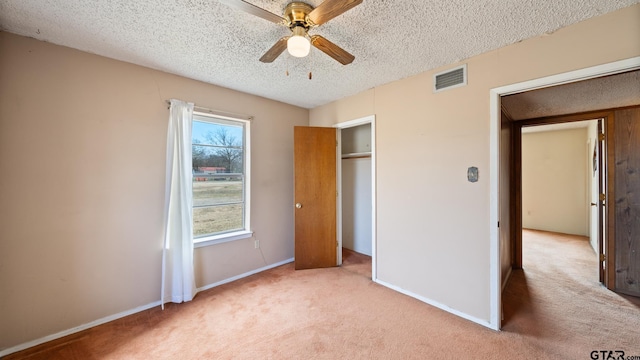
[294,126,337,270]
[499,111,516,279]
[610,107,640,296]
[597,119,606,283]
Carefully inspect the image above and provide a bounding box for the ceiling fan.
[219,0,362,65]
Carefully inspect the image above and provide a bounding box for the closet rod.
[341,153,372,159]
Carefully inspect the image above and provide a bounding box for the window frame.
[192,111,252,248]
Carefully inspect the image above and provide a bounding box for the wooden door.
[610,107,640,296]
[294,126,337,270]
[499,111,516,280]
[596,119,606,283]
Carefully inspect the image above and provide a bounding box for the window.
[192,113,250,242]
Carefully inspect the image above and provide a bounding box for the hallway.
[502,229,640,357]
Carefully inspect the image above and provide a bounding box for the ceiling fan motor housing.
[285,2,314,30]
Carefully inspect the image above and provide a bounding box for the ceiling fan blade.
[219,0,286,24]
[307,0,363,26]
[310,35,355,65]
[259,37,289,63]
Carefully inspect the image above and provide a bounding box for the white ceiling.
[1,0,638,109]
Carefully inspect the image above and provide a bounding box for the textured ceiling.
[1,0,638,109]
[502,70,640,121]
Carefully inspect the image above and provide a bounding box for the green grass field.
[193,180,244,237]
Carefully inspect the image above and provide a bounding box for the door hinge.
[600,253,606,262]
[599,193,606,202]
[598,133,605,141]
[336,241,339,248]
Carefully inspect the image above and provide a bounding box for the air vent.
[433,64,467,93]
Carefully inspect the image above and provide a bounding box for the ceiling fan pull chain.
[286,55,289,76]
[308,47,313,80]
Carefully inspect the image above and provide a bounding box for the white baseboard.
[0,300,161,357]
[0,258,295,358]
[197,257,294,292]
[374,279,494,330]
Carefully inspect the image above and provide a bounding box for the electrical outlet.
[254,239,259,249]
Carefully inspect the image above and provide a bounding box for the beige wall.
[310,5,640,322]
[0,32,308,350]
[522,129,589,236]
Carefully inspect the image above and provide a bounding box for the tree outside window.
[192,115,248,238]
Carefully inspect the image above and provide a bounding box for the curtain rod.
[165,100,253,121]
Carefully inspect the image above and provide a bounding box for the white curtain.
[161,99,197,308]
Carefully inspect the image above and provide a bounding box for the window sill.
[194,230,253,248]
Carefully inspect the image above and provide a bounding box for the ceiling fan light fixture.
[287,26,310,57]
[224,0,360,64]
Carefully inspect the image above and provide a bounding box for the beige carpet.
[502,230,640,359]
[5,236,640,359]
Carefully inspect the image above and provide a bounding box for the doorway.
[519,119,601,285]
[336,115,377,280]
[511,107,640,292]
[292,117,377,277]
[489,56,640,330]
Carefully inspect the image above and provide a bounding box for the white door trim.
[335,115,377,280]
[489,56,640,330]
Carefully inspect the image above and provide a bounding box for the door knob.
[295,203,302,209]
